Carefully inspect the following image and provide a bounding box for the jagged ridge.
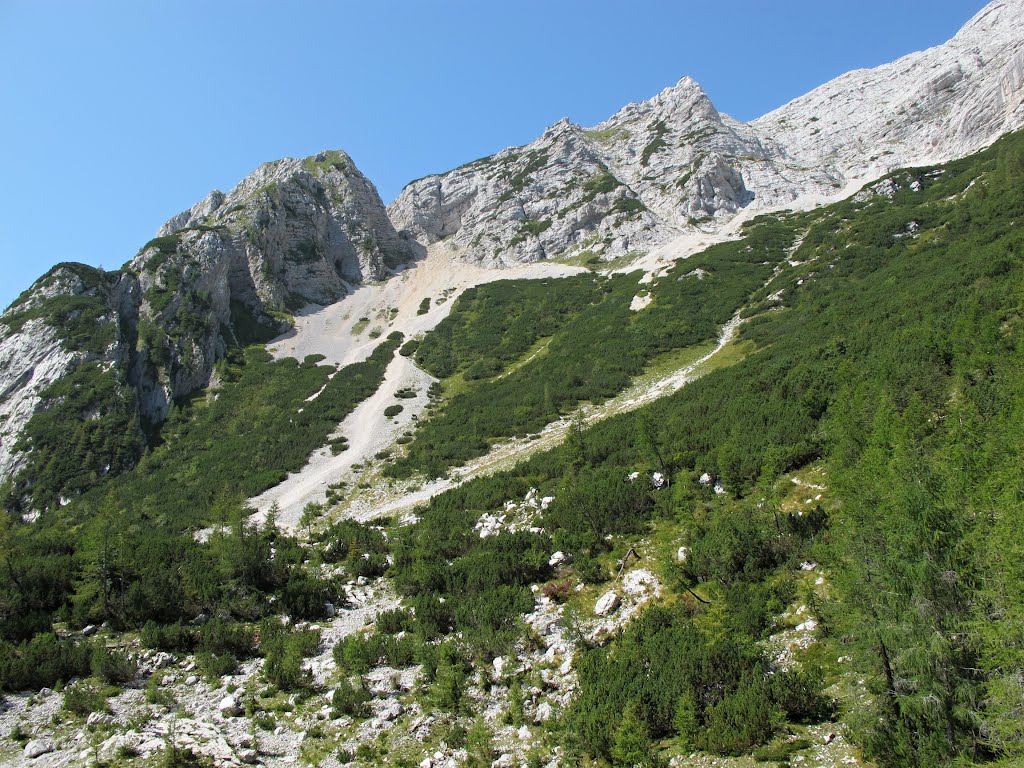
[388,0,1024,264]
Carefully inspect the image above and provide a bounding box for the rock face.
[0,151,413,508]
[389,0,1024,262]
[753,0,1024,179]
[0,264,139,489]
[125,150,413,424]
[387,119,669,267]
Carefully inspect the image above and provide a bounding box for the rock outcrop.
[387,119,667,267]
[0,151,414,507]
[389,0,1024,262]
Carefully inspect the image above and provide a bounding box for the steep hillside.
[3,5,1024,766]
[4,0,1022,511]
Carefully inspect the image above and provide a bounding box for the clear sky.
[0,0,989,310]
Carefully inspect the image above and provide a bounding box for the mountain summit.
[389,0,1024,265]
[0,151,413,493]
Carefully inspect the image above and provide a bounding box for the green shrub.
[91,645,137,684]
[753,737,812,763]
[384,404,404,419]
[63,680,110,717]
[700,680,784,756]
[261,620,320,691]
[196,652,238,680]
[331,677,371,718]
[199,619,256,658]
[0,634,93,692]
[145,675,176,707]
[376,608,413,634]
[141,621,195,652]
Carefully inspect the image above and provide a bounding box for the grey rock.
[0,151,414,504]
[23,740,54,759]
[375,699,405,722]
[534,701,554,723]
[389,1,1024,268]
[98,732,144,763]
[548,551,570,568]
[594,592,620,616]
[218,694,242,717]
[87,711,115,727]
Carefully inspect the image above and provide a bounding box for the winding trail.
[253,174,855,530]
[343,309,747,522]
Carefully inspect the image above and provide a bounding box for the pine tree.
[673,691,699,750]
[612,700,657,767]
[830,392,982,765]
[465,717,495,768]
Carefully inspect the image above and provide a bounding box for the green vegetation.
[382,131,1024,765]
[640,119,670,167]
[4,126,1024,767]
[302,149,351,175]
[509,218,553,247]
[417,297,431,315]
[392,213,795,478]
[0,334,403,684]
[229,300,284,346]
[12,364,143,510]
[582,126,631,143]
[582,170,620,199]
[12,331,402,521]
[1,263,116,353]
[412,277,596,380]
[613,195,647,217]
[497,149,549,201]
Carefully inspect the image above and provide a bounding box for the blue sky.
[0,1,988,310]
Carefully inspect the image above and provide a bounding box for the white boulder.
[594,591,620,616]
[24,740,54,759]
[218,695,242,717]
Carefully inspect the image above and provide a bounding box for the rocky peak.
[387,115,665,267]
[0,150,414,508]
[603,75,722,130]
[752,0,1024,178]
[390,1,1023,267]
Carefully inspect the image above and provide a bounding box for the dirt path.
[249,244,585,531]
[251,183,844,531]
[343,309,746,522]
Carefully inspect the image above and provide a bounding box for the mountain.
[389,0,1024,264]
[0,151,413,501]
[3,4,1024,767]
[4,0,1023,509]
